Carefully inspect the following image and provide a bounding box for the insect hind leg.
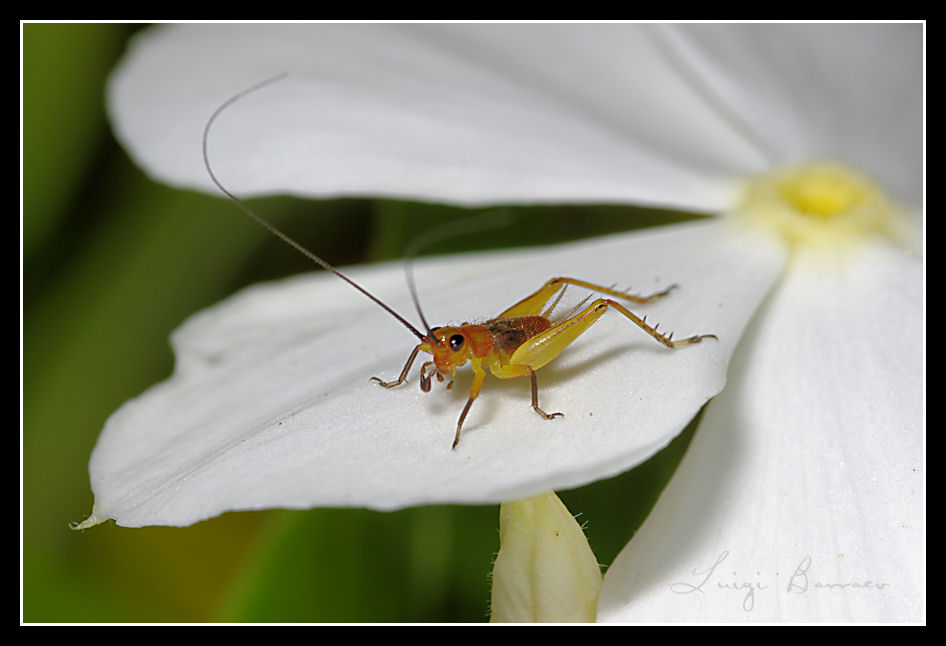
[600,299,717,348]
[497,277,677,319]
[552,277,678,304]
[506,297,717,373]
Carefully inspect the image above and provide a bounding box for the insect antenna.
[202,73,428,343]
[400,210,515,341]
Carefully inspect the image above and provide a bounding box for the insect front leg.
[453,362,487,450]
[370,344,422,389]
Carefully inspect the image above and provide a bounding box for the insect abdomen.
[486,316,552,355]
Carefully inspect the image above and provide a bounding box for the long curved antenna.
[401,210,514,335]
[202,73,428,343]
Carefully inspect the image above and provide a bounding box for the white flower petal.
[107,23,763,212]
[78,220,785,528]
[597,240,923,622]
[660,23,922,205]
[108,24,920,214]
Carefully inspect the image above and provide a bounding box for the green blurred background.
[22,23,704,622]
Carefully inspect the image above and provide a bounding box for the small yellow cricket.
[203,75,717,450]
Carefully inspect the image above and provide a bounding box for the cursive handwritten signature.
[670,551,889,612]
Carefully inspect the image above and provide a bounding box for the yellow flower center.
[735,160,902,250]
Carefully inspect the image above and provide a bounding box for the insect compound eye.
[448,334,465,351]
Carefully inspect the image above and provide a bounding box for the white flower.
[83,23,923,622]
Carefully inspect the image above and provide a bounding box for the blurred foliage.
[23,23,704,622]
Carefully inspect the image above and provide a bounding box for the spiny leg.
[552,277,677,304]
[498,276,677,319]
[506,297,717,373]
[601,299,718,348]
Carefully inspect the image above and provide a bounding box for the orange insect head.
[418,324,494,392]
[430,324,495,367]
